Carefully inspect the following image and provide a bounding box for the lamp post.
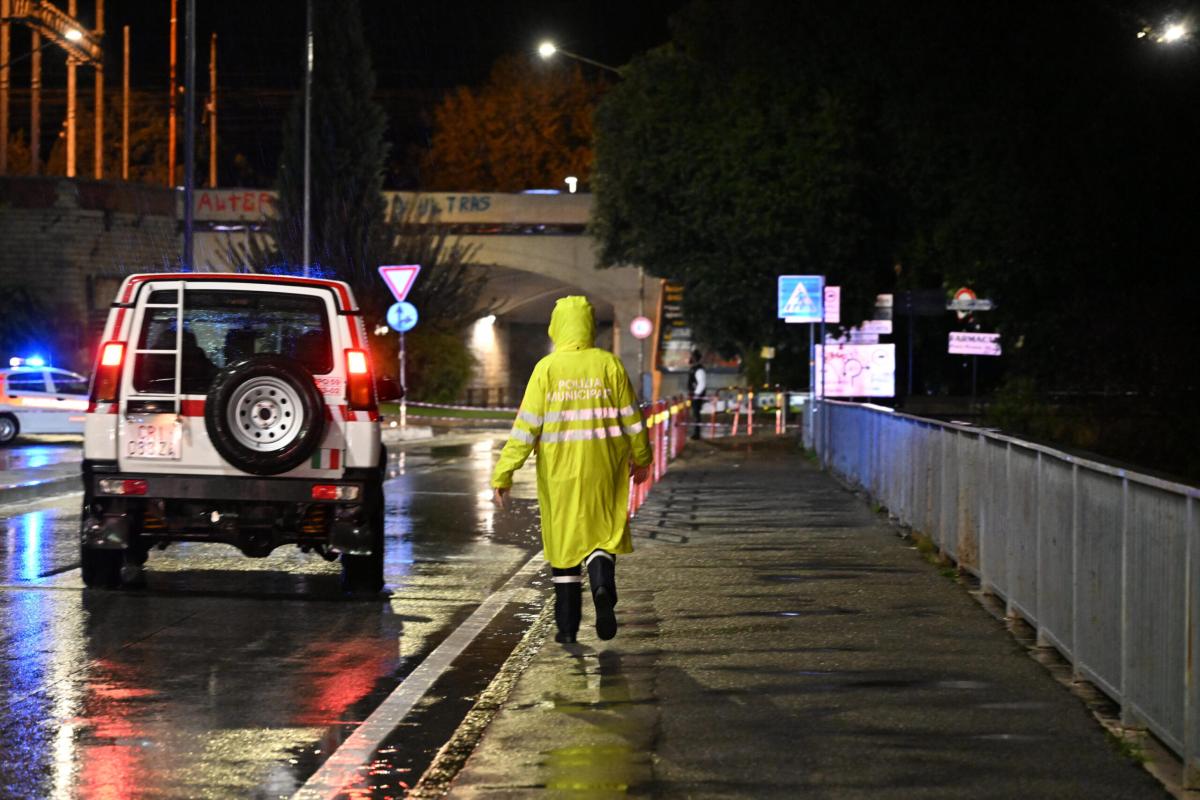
[1138,21,1190,44]
[536,41,620,75]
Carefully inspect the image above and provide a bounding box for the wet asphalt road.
[0,433,543,799]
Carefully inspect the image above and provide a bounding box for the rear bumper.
[80,460,381,556]
[84,460,369,503]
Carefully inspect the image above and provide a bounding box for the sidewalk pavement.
[435,437,1170,799]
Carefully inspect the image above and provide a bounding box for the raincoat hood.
[548,296,595,352]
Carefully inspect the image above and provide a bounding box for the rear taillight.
[311,484,361,501]
[345,349,374,411]
[98,478,148,496]
[90,341,126,405]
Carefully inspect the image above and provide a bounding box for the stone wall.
[0,176,179,370]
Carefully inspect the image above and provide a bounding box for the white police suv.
[81,273,397,594]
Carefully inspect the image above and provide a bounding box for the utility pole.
[302,0,313,275]
[2,1,101,176]
[121,25,128,180]
[67,0,76,177]
[207,31,216,187]
[168,0,176,186]
[93,0,103,180]
[30,30,40,174]
[183,0,195,267]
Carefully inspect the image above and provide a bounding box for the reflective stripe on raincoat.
[491,296,653,569]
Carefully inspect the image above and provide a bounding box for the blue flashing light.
[261,263,336,280]
[521,189,561,195]
[8,355,49,368]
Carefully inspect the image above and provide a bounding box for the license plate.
[125,416,182,460]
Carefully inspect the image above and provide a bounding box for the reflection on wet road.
[0,442,81,471]
[0,433,543,798]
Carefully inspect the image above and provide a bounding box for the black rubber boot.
[586,550,618,641]
[552,568,582,644]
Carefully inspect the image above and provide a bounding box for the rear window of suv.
[133,289,332,395]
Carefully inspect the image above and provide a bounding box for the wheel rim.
[225,375,305,452]
[0,418,14,441]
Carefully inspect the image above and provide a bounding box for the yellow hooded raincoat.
[491,296,654,569]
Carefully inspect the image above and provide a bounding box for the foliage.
[3,132,34,176]
[375,203,501,331]
[396,328,477,403]
[42,92,171,184]
[0,284,65,362]
[420,54,608,191]
[591,3,892,362]
[223,201,498,404]
[591,0,1200,415]
[273,0,389,287]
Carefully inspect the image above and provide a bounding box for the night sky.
[2,0,684,186]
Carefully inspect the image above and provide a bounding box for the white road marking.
[292,550,545,799]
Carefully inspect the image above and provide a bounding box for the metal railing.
[811,399,1200,786]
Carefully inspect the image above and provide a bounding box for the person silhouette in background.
[688,349,706,440]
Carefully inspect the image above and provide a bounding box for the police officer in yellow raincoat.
[492,296,653,644]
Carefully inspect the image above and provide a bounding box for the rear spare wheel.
[205,355,324,476]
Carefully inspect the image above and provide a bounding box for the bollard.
[775,391,784,434]
[732,392,742,436]
[709,392,718,440]
[748,390,755,436]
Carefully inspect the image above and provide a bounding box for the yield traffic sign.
[378,265,422,302]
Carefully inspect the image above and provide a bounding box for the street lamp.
[1163,23,1188,43]
[1138,21,1191,44]
[536,40,620,75]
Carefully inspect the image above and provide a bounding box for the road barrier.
[695,389,803,439]
[628,396,688,519]
[812,399,1200,786]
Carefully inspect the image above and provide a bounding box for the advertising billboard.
[815,344,896,398]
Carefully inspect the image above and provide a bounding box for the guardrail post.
[978,432,989,594]
[1120,475,1134,726]
[1005,441,1016,618]
[1071,462,1080,678]
[1186,495,1200,788]
[1036,451,1047,646]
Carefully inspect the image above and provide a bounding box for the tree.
[0,284,66,363]
[420,54,608,192]
[34,92,170,183]
[591,3,892,362]
[273,0,389,287]
[222,202,500,403]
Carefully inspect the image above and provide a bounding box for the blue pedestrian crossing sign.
[778,275,825,322]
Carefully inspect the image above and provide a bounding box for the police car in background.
[0,357,90,444]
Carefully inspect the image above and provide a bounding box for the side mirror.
[376,376,404,402]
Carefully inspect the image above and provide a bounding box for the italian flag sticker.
[311,448,341,470]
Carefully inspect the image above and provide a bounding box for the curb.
[407,599,555,798]
[0,474,80,505]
